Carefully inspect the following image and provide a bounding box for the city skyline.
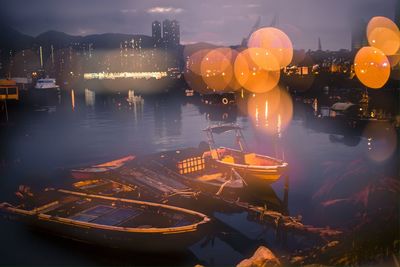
[0,0,397,51]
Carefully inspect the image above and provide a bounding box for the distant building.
[152,21,162,48]
[351,18,368,51]
[162,19,180,49]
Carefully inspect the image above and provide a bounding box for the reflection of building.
[162,20,180,49]
[351,19,368,51]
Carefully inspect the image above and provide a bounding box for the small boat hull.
[71,155,135,179]
[7,213,205,252]
[0,189,210,252]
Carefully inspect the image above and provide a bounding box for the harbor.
[0,86,398,265]
[0,2,399,265]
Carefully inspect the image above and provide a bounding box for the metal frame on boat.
[203,124,288,187]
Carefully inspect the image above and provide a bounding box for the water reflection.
[84,88,95,107]
[0,85,398,266]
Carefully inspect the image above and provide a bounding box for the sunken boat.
[0,187,210,251]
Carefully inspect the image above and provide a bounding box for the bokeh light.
[368,27,400,56]
[354,46,390,89]
[234,49,280,93]
[367,16,399,38]
[200,48,234,92]
[364,122,397,162]
[248,27,293,68]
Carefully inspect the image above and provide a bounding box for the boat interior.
[204,147,281,167]
[12,191,200,229]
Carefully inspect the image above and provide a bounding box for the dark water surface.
[0,87,398,265]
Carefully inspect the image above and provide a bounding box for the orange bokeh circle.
[354,46,390,89]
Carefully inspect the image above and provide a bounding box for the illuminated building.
[152,21,162,48]
[162,19,180,48]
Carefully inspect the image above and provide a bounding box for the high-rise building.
[162,19,180,48]
[152,21,162,48]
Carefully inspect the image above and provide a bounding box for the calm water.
[0,87,398,265]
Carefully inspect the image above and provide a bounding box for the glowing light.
[354,46,390,89]
[84,72,167,80]
[248,27,293,68]
[71,89,75,110]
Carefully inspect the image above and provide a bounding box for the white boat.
[35,78,60,90]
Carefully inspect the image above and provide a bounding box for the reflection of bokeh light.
[368,27,400,56]
[234,49,280,93]
[354,46,390,89]
[248,27,293,68]
[364,122,397,162]
[247,87,293,134]
[200,48,233,92]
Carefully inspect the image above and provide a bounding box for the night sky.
[0,0,397,50]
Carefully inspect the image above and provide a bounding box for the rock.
[237,246,281,267]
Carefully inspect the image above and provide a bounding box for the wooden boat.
[0,188,210,251]
[71,155,135,179]
[72,179,136,196]
[202,124,288,187]
[145,148,244,196]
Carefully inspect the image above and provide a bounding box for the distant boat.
[34,78,60,90]
[0,188,210,251]
[71,155,135,179]
[202,124,288,187]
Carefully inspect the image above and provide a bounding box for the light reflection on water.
[0,87,398,265]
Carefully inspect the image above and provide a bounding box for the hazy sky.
[0,0,397,50]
